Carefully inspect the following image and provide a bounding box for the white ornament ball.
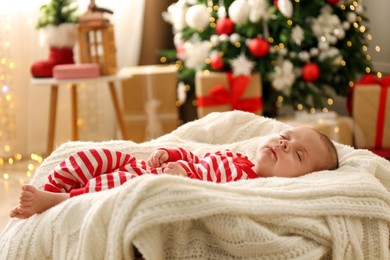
[298,51,310,62]
[289,52,297,58]
[186,5,211,29]
[356,5,363,13]
[174,33,184,47]
[326,35,337,45]
[219,34,229,42]
[333,27,345,40]
[347,12,357,23]
[318,41,330,51]
[342,21,351,30]
[229,33,241,44]
[218,5,227,18]
[210,35,220,45]
[228,0,250,25]
[310,48,319,57]
[278,0,293,18]
[177,81,187,104]
[279,48,288,56]
[319,47,342,66]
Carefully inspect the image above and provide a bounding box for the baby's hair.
[314,129,339,171]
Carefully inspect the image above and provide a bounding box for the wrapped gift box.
[195,71,262,118]
[278,112,354,146]
[352,81,390,149]
[119,65,179,143]
[53,63,100,79]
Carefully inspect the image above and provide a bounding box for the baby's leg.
[9,184,70,219]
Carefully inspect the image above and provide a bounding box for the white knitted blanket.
[1,111,390,260]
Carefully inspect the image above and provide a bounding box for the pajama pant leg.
[43,148,137,194]
[69,171,139,197]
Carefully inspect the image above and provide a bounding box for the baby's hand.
[163,162,187,177]
[147,150,169,167]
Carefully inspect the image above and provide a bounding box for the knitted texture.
[1,111,390,259]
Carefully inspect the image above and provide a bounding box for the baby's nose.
[278,140,288,150]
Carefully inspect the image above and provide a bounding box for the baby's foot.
[9,184,69,219]
[163,162,188,177]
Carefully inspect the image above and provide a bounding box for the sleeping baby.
[10,126,338,219]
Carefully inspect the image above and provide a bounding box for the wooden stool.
[31,75,128,155]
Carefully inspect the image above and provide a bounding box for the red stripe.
[115,151,122,168]
[106,173,114,189]
[69,154,89,185]
[52,170,78,187]
[90,149,103,178]
[103,149,113,172]
[43,182,62,193]
[202,160,212,179]
[131,159,145,176]
[177,162,193,177]
[115,151,124,169]
[118,171,128,184]
[222,158,232,183]
[77,151,95,177]
[95,175,102,192]
[187,163,197,176]
[375,87,388,148]
[235,167,243,181]
[150,167,158,174]
[210,156,219,182]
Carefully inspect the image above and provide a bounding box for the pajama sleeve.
[158,147,201,164]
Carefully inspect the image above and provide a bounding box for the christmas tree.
[36,0,79,28]
[161,0,372,118]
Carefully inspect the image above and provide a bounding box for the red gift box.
[195,71,262,118]
[370,149,390,159]
[352,74,390,149]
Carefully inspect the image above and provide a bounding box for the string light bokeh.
[0,8,43,185]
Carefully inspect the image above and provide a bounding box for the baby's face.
[253,127,329,178]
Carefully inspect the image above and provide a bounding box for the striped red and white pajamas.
[43,148,259,197]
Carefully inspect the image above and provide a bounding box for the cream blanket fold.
[1,111,390,260]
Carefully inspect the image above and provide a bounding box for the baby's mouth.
[270,147,277,160]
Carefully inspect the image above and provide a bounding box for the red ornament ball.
[248,38,270,58]
[215,18,235,35]
[210,55,224,70]
[327,0,340,4]
[302,63,321,82]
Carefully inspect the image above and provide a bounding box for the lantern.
[76,1,117,75]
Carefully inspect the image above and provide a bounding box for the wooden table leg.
[70,83,78,141]
[47,84,59,154]
[108,80,128,139]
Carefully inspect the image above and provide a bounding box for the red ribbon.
[197,73,262,113]
[356,74,390,148]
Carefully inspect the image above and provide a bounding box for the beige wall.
[139,0,175,65]
[365,0,390,73]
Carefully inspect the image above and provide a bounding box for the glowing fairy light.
[2,85,8,93]
[27,163,35,171]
